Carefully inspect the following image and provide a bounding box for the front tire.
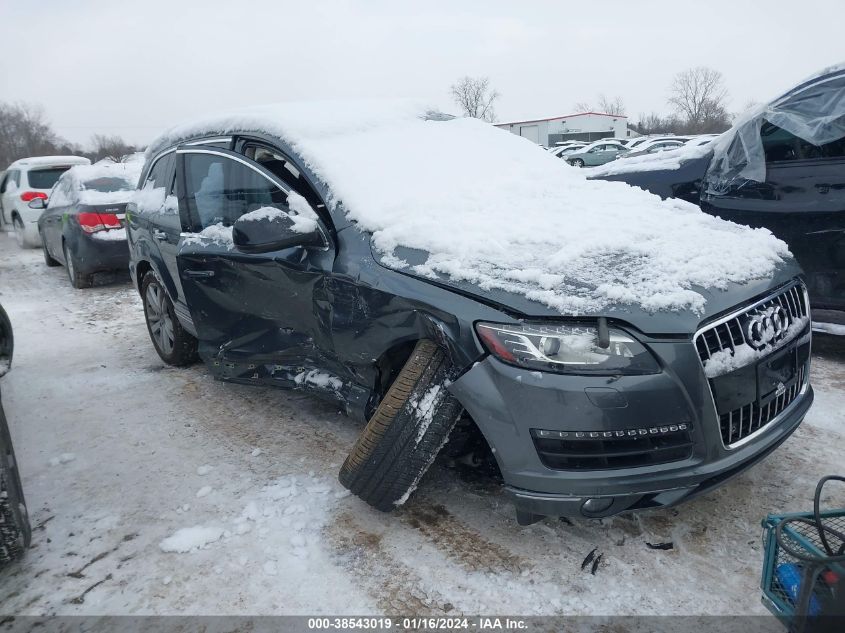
[570,159,585,167]
[141,271,197,366]
[63,242,92,289]
[339,339,463,511]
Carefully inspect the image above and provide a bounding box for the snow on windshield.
[149,101,790,315]
[51,158,144,207]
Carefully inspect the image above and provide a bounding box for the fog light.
[582,497,614,514]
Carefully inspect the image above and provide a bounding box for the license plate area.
[757,346,797,406]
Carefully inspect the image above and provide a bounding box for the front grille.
[694,282,810,448]
[532,426,693,470]
[695,284,808,363]
[719,365,805,445]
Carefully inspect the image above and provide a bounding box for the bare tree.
[597,94,626,116]
[668,67,730,133]
[0,102,76,167]
[573,95,625,115]
[90,134,137,162]
[634,112,676,135]
[450,76,500,122]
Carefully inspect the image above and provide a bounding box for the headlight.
[475,322,659,375]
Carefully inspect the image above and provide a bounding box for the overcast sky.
[1,0,841,148]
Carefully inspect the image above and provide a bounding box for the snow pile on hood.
[584,142,713,177]
[149,101,791,315]
[52,158,144,206]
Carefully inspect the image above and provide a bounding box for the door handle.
[184,269,215,278]
[153,229,168,241]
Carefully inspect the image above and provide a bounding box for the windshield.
[27,167,71,190]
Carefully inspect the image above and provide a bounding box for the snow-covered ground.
[0,230,843,616]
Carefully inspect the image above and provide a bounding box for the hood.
[377,243,802,335]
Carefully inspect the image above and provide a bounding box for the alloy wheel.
[145,282,175,356]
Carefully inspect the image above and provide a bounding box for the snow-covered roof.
[8,155,90,169]
[148,100,790,315]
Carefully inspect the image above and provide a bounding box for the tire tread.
[339,339,463,511]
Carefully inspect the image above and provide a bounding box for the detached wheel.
[339,339,463,511]
[62,242,92,289]
[141,271,197,366]
[570,158,585,167]
[42,237,59,267]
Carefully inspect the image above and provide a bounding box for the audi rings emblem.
[746,306,789,349]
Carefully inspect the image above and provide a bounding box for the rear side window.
[145,152,175,189]
[27,167,71,190]
[48,175,76,208]
[762,122,845,162]
[183,153,287,231]
[1,170,21,192]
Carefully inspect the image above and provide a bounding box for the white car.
[0,156,91,247]
[684,134,720,147]
[616,138,686,159]
[549,143,586,158]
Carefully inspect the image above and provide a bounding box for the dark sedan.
[35,160,142,289]
[588,64,845,331]
[1,303,30,567]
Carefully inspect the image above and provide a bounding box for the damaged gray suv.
[127,102,813,524]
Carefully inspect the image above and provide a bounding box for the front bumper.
[449,335,813,523]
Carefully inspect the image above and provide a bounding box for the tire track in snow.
[399,501,529,575]
[325,510,454,614]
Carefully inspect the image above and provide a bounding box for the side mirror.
[232,208,325,254]
[28,198,46,210]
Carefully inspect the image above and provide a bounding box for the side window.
[761,121,845,162]
[183,153,288,232]
[145,152,175,189]
[2,170,20,192]
[242,144,324,211]
[48,175,75,208]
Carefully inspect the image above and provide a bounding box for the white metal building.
[495,112,633,146]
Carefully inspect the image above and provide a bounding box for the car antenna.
[597,317,610,349]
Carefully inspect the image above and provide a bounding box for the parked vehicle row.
[562,135,718,167]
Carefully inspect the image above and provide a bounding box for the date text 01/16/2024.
[306,617,528,630]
